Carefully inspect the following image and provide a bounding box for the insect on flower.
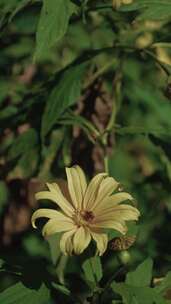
[109,235,136,251]
[31,165,140,256]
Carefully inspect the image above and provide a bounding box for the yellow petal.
[42,218,76,236]
[36,183,74,216]
[60,229,76,255]
[66,166,87,210]
[94,192,134,215]
[96,204,140,222]
[73,227,91,254]
[92,220,127,235]
[91,177,119,210]
[83,173,107,209]
[91,232,108,256]
[31,208,67,228]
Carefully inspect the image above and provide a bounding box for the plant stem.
[143,49,170,76]
[101,67,122,173]
[104,155,109,174]
[87,4,113,12]
[106,99,116,133]
[103,266,125,292]
[84,58,117,89]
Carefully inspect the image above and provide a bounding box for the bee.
[109,235,136,251]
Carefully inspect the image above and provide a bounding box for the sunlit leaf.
[34,0,76,61]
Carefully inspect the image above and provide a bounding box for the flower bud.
[119,250,131,264]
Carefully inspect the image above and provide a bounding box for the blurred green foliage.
[0,0,171,303]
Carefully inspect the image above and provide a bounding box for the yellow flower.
[31,166,140,256]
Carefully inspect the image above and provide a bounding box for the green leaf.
[6,129,39,179]
[119,0,171,20]
[0,106,18,120]
[7,147,39,179]
[34,0,76,61]
[112,283,133,304]
[52,282,70,296]
[47,233,61,265]
[82,256,103,284]
[9,0,33,22]
[112,283,165,304]
[0,282,50,304]
[150,133,171,161]
[7,128,38,160]
[41,63,86,138]
[0,0,27,15]
[156,272,171,294]
[59,111,100,143]
[116,126,168,137]
[126,258,153,287]
[39,129,64,179]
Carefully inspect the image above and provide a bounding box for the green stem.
[103,266,125,292]
[104,155,109,174]
[84,58,117,89]
[106,100,116,133]
[143,49,170,76]
[87,5,113,12]
[59,110,100,143]
[101,68,122,173]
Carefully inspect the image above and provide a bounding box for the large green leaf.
[119,0,171,20]
[82,256,103,284]
[34,0,75,61]
[112,259,166,304]
[0,282,50,304]
[41,63,86,138]
[126,258,153,287]
[112,283,165,304]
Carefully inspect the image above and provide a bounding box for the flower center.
[82,211,95,222]
[73,210,95,227]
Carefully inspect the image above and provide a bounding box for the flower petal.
[91,177,119,211]
[42,218,76,236]
[31,208,67,228]
[95,204,140,222]
[83,173,107,209]
[92,220,127,235]
[36,183,74,216]
[66,166,87,210]
[60,229,76,255]
[73,227,91,254]
[91,232,108,256]
[93,192,134,215]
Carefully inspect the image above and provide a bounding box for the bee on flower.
[31,165,140,256]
